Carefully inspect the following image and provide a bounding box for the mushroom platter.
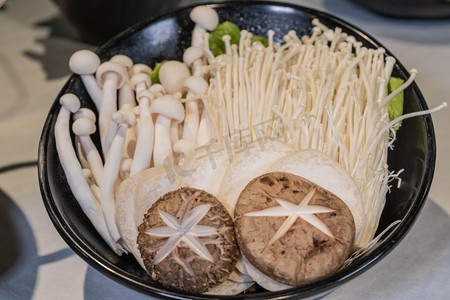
[39,1,444,298]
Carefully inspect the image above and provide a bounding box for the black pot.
[38,1,436,299]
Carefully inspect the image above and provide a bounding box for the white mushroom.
[130,89,155,176]
[101,109,135,244]
[130,63,152,77]
[158,60,190,94]
[110,54,133,69]
[183,46,205,77]
[54,93,125,254]
[151,95,185,166]
[170,121,181,147]
[72,117,103,186]
[68,50,102,111]
[189,5,219,48]
[73,108,97,169]
[148,83,166,97]
[120,103,138,160]
[181,76,208,144]
[96,61,128,156]
[130,72,151,93]
[110,54,136,110]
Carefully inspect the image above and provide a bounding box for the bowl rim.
[38,1,436,299]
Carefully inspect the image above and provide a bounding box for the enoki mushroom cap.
[151,95,185,123]
[189,5,219,31]
[72,118,96,136]
[69,50,100,75]
[96,61,128,88]
[60,93,80,113]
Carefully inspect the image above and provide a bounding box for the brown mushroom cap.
[234,172,355,286]
[137,187,239,294]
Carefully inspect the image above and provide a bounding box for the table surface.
[1,0,449,299]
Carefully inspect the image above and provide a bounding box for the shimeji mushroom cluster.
[55,5,446,255]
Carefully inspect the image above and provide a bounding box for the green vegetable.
[387,76,404,130]
[209,21,240,56]
[251,35,268,47]
[150,61,166,84]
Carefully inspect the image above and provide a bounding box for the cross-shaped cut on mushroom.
[244,188,335,247]
[145,204,219,265]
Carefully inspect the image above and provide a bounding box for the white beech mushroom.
[151,95,185,166]
[101,109,135,244]
[96,61,128,156]
[72,117,103,186]
[181,76,208,143]
[130,89,155,176]
[189,5,219,48]
[130,72,151,93]
[110,54,135,110]
[73,108,97,169]
[130,63,152,77]
[158,60,190,94]
[68,50,102,111]
[183,46,206,77]
[54,93,125,254]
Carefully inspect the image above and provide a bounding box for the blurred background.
[50,0,450,46]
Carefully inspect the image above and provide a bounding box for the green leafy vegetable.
[209,21,240,56]
[387,77,404,130]
[251,35,268,47]
[150,61,166,84]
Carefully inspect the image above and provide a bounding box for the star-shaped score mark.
[245,188,335,247]
[145,204,218,264]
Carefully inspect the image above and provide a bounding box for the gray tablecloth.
[1,0,449,299]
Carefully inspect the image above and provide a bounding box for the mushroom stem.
[101,109,135,243]
[151,95,185,166]
[81,76,102,110]
[170,121,180,146]
[96,61,127,156]
[72,117,104,186]
[130,90,154,176]
[68,50,102,110]
[153,114,173,166]
[99,73,120,152]
[183,99,200,141]
[55,93,125,255]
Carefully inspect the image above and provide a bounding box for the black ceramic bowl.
[38,1,436,299]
